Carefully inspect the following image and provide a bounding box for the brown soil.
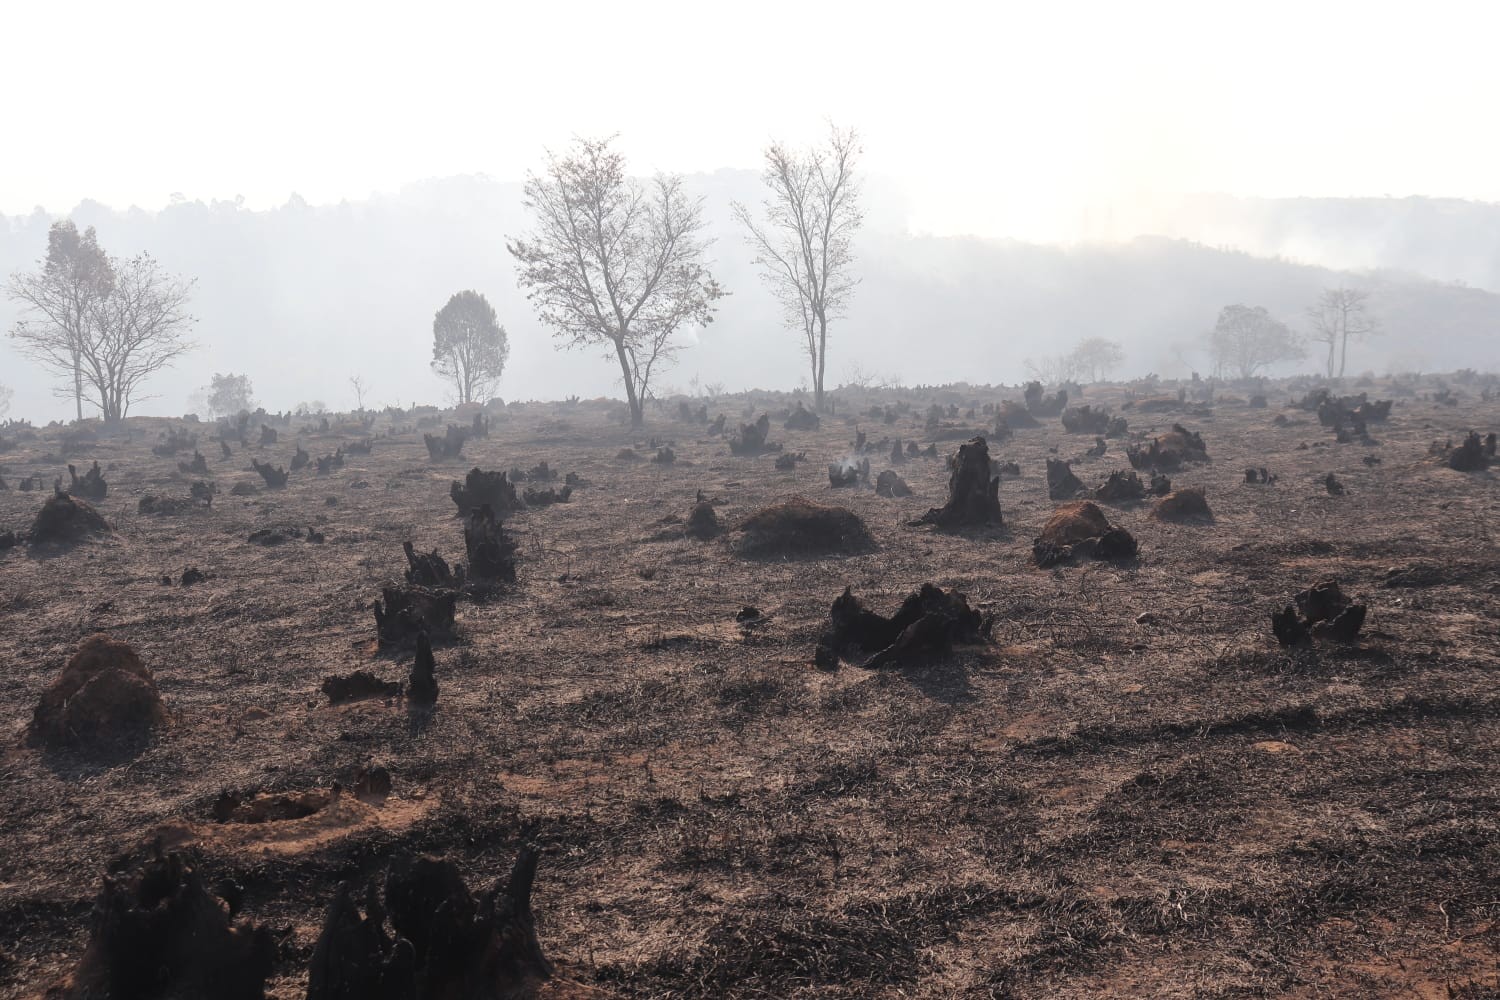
[734,495,874,557]
[1,380,1498,998]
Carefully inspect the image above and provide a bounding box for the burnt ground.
[0,381,1497,998]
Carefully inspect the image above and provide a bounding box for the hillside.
[3,177,1498,421]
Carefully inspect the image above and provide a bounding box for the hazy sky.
[4,0,1498,241]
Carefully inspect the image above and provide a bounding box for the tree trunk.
[616,339,642,427]
[1338,332,1349,379]
[72,348,83,422]
[815,314,829,412]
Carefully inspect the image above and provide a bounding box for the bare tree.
[1306,287,1377,379]
[1208,304,1303,380]
[1024,352,1084,386]
[733,124,862,413]
[508,137,722,427]
[82,254,196,421]
[348,374,370,411]
[431,291,508,405]
[12,243,195,422]
[1070,337,1126,382]
[6,221,115,420]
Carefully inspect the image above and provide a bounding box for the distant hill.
[1089,193,1500,292]
[3,177,1498,421]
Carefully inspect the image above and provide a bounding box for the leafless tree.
[733,124,862,413]
[1306,287,1377,379]
[11,242,195,422]
[1071,337,1126,382]
[6,221,115,420]
[1024,352,1084,386]
[349,374,370,411]
[81,254,197,421]
[508,136,722,427]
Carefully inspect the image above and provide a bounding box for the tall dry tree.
[1306,287,1377,379]
[10,230,195,422]
[5,221,115,420]
[508,137,722,427]
[733,124,863,412]
[79,253,197,420]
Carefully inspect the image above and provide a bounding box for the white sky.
[3,0,1498,241]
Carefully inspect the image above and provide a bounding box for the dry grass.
[0,379,1498,998]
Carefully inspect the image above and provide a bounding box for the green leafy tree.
[431,290,509,404]
[509,136,722,427]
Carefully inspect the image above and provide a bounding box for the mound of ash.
[58,844,274,1000]
[450,467,522,517]
[729,414,781,456]
[1127,424,1209,471]
[323,670,402,705]
[918,437,1002,528]
[1033,501,1138,567]
[306,849,550,1000]
[1023,380,1068,417]
[1061,405,1126,437]
[27,635,167,750]
[1046,457,1086,501]
[31,490,111,546]
[814,583,991,669]
[1271,578,1367,646]
[735,496,874,558]
[1150,486,1214,522]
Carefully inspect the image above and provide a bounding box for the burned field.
[0,380,1497,998]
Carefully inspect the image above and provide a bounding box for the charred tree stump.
[63,844,275,1000]
[407,633,438,705]
[918,437,1002,528]
[464,505,518,583]
[374,587,457,646]
[251,460,288,488]
[450,468,520,517]
[402,541,459,588]
[66,461,108,500]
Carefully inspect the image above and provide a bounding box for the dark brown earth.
[0,377,1498,998]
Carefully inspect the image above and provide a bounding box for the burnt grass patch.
[0,384,1498,998]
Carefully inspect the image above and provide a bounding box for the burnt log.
[815,584,990,669]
